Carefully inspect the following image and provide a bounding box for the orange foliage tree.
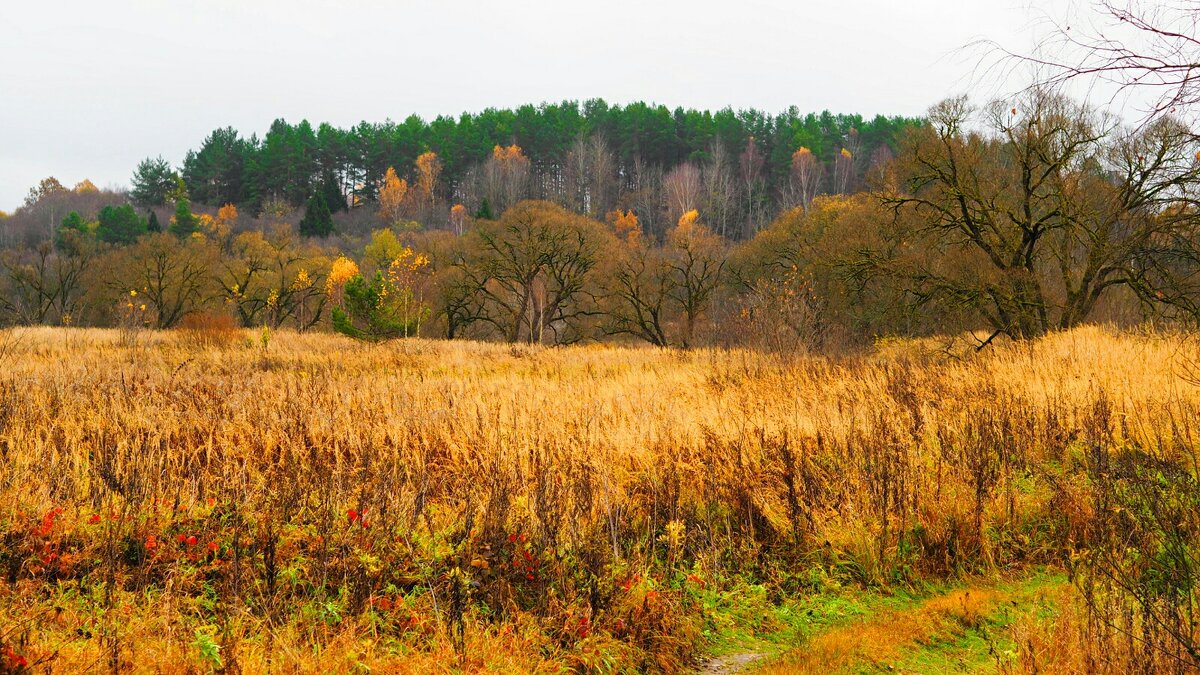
[607,209,641,245]
[449,203,467,235]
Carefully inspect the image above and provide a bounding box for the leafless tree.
[588,134,617,218]
[601,240,674,346]
[1002,2,1200,125]
[702,140,739,238]
[625,157,663,240]
[739,137,766,237]
[782,147,824,213]
[884,90,1200,341]
[663,163,702,226]
[667,216,726,347]
[456,201,610,344]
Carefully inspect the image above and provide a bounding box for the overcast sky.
[0,0,1072,211]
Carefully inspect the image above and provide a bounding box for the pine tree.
[147,210,161,233]
[474,198,494,220]
[170,197,199,237]
[96,204,147,245]
[55,211,89,251]
[321,170,345,213]
[129,156,178,206]
[299,193,333,237]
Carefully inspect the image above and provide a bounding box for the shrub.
[180,311,240,349]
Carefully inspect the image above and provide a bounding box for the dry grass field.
[0,325,1196,672]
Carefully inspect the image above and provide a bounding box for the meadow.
[0,325,1196,673]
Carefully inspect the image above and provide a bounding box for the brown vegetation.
[0,326,1197,671]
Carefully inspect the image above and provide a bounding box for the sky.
[0,0,1074,212]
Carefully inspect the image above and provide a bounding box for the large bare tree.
[456,201,612,344]
[883,90,1200,341]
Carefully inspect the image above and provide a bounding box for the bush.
[180,311,241,349]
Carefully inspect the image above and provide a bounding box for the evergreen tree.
[474,198,494,220]
[129,156,178,206]
[96,204,147,245]
[299,193,333,237]
[170,197,199,237]
[182,127,248,206]
[320,170,346,213]
[147,210,161,233]
[55,211,89,251]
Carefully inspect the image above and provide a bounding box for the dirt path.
[699,651,768,674]
[701,575,1067,674]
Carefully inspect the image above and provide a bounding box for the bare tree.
[626,157,663,240]
[739,136,766,237]
[563,134,618,218]
[663,163,702,226]
[782,147,824,213]
[107,233,218,329]
[667,213,726,347]
[456,201,610,344]
[1008,1,1200,124]
[563,135,590,213]
[0,232,96,326]
[601,239,675,346]
[882,90,1200,341]
[702,140,739,238]
[588,134,617,218]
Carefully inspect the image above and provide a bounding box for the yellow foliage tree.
[326,255,360,301]
[414,152,442,205]
[73,179,98,194]
[378,167,408,225]
[195,214,216,238]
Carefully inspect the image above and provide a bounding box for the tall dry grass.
[0,325,1196,672]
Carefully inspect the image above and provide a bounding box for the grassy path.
[702,570,1068,674]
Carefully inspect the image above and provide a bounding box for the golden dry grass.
[0,325,1196,672]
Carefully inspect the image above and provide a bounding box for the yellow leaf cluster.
[677,209,700,229]
[291,268,313,292]
[326,256,360,295]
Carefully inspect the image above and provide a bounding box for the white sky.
[0,0,1073,211]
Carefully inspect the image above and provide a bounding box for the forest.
[1,92,1196,351]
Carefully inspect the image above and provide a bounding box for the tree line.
[0,91,1197,347]
[160,99,919,241]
